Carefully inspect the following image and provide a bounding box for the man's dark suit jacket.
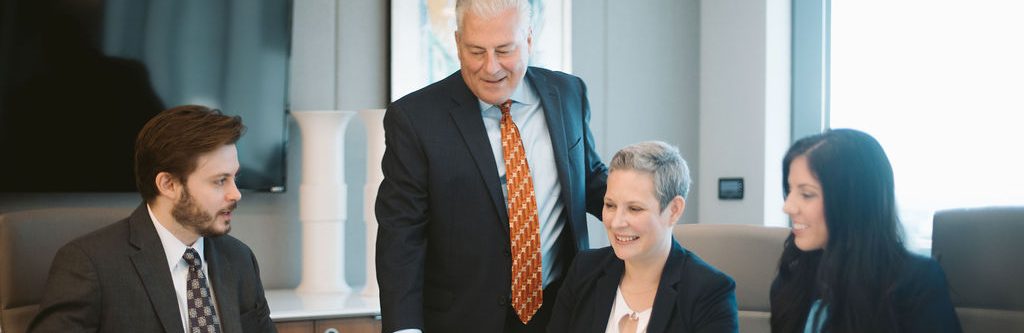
[375,67,608,332]
[547,240,739,333]
[28,204,276,333]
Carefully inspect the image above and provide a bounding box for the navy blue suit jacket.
[547,240,739,333]
[375,68,608,332]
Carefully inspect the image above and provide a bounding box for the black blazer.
[769,254,962,333]
[28,204,276,333]
[548,240,739,333]
[375,67,608,332]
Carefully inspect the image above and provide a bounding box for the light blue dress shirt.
[478,79,566,289]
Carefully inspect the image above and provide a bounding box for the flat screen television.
[0,0,292,192]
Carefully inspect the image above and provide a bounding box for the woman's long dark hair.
[770,129,908,333]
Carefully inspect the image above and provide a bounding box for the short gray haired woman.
[548,141,739,333]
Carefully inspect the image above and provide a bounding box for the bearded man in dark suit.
[29,105,276,333]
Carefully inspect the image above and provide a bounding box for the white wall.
[698,0,790,226]
[575,0,790,228]
[573,0,701,232]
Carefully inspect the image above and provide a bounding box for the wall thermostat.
[718,178,744,200]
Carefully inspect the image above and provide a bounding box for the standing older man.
[375,0,607,332]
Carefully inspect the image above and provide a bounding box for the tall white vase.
[291,110,356,293]
[358,108,386,297]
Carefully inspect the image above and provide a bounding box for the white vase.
[291,110,356,293]
[358,108,386,297]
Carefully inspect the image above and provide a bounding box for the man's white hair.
[455,0,532,33]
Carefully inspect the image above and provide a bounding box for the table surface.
[266,289,381,321]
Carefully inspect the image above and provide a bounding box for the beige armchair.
[0,207,129,333]
[673,223,790,333]
[932,206,1024,333]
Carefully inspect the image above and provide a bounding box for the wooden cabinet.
[275,316,381,333]
[317,317,381,333]
[275,320,314,333]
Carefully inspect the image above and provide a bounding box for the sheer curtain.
[830,0,1024,251]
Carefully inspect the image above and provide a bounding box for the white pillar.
[358,108,386,297]
[698,0,790,226]
[292,110,356,293]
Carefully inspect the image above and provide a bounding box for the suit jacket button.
[498,296,507,306]
[504,250,511,258]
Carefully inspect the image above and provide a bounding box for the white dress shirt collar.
[147,204,206,268]
[147,204,214,333]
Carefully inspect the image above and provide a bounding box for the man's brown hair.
[134,105,245,202]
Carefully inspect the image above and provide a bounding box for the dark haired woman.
[770,129,961,333]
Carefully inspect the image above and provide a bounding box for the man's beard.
[171,186,237,237]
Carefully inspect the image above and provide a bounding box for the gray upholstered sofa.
[674,223,790,333]
[933,206,1024,333]
[0,207,130,333]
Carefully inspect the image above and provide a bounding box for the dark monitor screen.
[0,0,292,192]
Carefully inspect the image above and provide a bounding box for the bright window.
[830,0,1024,251]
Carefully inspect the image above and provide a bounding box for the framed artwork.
[390,0,572,101]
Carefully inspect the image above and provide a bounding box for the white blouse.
[605,287,653,333]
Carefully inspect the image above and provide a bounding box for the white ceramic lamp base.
[358,108,386,297]
[292,110,355,293]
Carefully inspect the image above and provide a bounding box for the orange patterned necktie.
[499,99,543,324]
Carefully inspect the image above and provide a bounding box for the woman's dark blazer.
[769,254,962,333]
[547,239,739,333]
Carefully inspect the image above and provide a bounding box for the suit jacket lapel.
[590,258,623,332]
[127,204,185,333]
[646,240,686,333]
[205,238,241,333]
[445,73,510,227]
[527,69,574,215]
[528,68,577,175]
